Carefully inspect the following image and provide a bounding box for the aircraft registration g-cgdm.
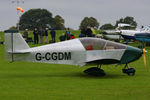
[4,30,143,76]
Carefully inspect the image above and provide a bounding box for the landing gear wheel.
[122,68,136,76]
[128,72,135,76]
[84,67,106,76]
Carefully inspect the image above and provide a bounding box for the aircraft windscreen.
[105,41,126,50]
[79,38,126,50]
[143,26,150,32]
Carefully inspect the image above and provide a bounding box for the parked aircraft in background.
[120,25,150,41]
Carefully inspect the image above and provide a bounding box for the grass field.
[0,31,150,100]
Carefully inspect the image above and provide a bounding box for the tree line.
[10,8,138,30]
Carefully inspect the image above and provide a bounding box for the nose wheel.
[122,64,136,76]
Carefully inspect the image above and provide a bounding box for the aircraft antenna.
[11,33,14,62]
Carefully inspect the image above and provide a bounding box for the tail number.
[35,52,71,61]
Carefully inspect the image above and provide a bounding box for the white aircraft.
[118,23,132,27]
[102,23,133,41]
[4,30,143,76]
[119,24,150,40]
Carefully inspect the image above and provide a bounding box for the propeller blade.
[142,39,148,70]
[143,48,147,69]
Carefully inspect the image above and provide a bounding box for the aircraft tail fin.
[4,30,30,61]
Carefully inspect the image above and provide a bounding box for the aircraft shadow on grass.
[1,72,126,79]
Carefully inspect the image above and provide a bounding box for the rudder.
[4,30,30,61]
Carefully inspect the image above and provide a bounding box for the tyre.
[122,68,136,76]
[84,67,106,76]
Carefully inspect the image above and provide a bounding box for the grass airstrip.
[0,31,150,100]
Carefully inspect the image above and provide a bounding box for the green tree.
[53,15,65,30]
[9,26,17,30]
[19,9,53,30]
[115,16,137,29]
[19,9,65,30]
[79,17,99,30]
[100,24,115,30]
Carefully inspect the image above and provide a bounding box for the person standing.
[140,26,144,32]
[39,27,44,44]
[59,33,66,41]
[86,26,93,37]
[45,28,49,43]
[33,28,39,44]
[70,33,75,39]
[50,28,56,43]
[23,29,29,40]
[65,28,70,40]
[81,28,86,37]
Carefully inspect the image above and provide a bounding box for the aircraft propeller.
[142,39,147,70]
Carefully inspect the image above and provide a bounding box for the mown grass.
[0,31,150,100]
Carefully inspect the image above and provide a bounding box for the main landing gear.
[122,64,136,76]
[84,65,106,76]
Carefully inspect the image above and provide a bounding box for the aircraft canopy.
[79,38,126,51]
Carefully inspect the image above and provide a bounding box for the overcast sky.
[0,0,150,31]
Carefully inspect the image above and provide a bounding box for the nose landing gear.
[122,64,136,76]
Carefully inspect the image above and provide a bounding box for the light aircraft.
[135,33,150,43]
[101,30,122,41]
[120,25,150,41]
[134,26,150,43]
[116,23,136,40]
[101,23,133,41]
[4,30,143,76]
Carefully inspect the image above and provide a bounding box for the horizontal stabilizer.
[8,49,31,54]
